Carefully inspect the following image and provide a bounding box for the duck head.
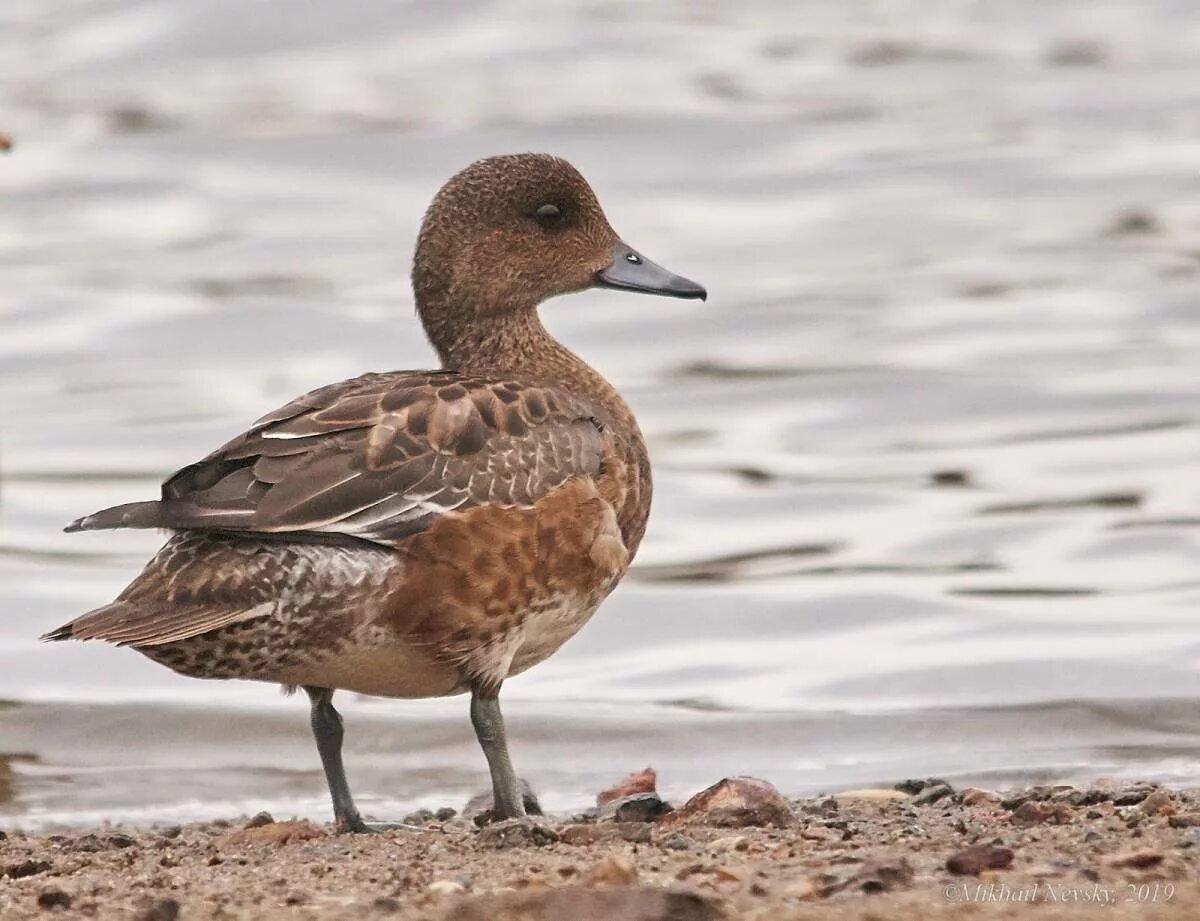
[413,154,705,338]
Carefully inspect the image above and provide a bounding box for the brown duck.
[44,153,705,831]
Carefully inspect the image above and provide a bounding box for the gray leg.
[305,686,369,833]
[469,685,526,820]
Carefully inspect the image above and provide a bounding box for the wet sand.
[3,780,1198,920]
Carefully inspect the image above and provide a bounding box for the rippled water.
[3,0,1200,828]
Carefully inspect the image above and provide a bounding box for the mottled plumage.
[45,153,705,830]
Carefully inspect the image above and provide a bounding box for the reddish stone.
[597,768,658,806]
[665,777,796,828]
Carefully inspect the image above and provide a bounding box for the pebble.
[1108,849,1164,869]
[666,776,796,828]
[218,820,323,848]
[821,857,914,896]
[912,784,954,806]
[134,898,181,921]
[428,879,467,897]
[582,855,638,887]
[4,859,51,879]
[37,888,72,910]
[660,833,694,851]
[1011,801,1072,826]
[476,818,559,849]
[598,792,673,823]
[244,811,274,829]
[559,823,651,846]
[894,778,950,796]
[708,834,749,853]
[959,788,1000,806]
[1138,791,1173,815]
[1113,785,1157,807]
[596,767,657,806]
[946,843,1016,875]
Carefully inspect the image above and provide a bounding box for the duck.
[43,153,706,832]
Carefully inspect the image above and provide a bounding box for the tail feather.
[41,601,267,648]
[65,501,167,533]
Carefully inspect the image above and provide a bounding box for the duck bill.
[596,240,707,301]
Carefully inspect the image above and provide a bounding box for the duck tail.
[64,500,165,533]
[39,603,124,643]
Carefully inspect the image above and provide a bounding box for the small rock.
[582,855,638,888]
[608,793,672,823]
[107,833,137,848]
[959,788,1000,806]
[371,897,400,913]
[660,833,694,851]
[1113,786,1156,807]
[784,878,819,900]
[800,797,839,816]
[894,778,950,796]
[219,820,323,848]
[708,835,748,853]
[821,857,914,896]
[4,859,51,880]
[134,898,181,921]
[37,889,72,910]
[160,825,183,840]
[428,879,467,897]
[476,818,559,849]
[666,776,796,828]
[1011,801,1071,826]
[1109,850,1164,870]
[833,788,908,803]
[435,807,457,822]
[71,835,105,853]
[1052,788,1109,807]
[403,808,435,826]
[597,767,658,805]
[1139,791,1173,815]
[946,844,1016,875]
[1168,813,1200,828]
[801,825,839,844]
[560,823,651,846]
[244,811,274,829]
[912,784,954,806]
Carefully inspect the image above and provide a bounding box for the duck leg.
[305,686,373,833]
[469,684,527,820]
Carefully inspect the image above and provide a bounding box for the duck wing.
[66,371,607,547]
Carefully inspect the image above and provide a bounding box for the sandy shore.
[2,779,1198,920]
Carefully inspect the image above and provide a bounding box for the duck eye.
[534,203,565,228]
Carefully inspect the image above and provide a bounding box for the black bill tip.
[596,240,707,301]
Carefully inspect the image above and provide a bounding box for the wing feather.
[66,371,608,548]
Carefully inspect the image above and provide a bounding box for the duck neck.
[424,305,638,431]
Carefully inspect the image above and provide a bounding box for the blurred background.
[2,0,1200,828]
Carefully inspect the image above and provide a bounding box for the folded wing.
[67,371,607,547]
